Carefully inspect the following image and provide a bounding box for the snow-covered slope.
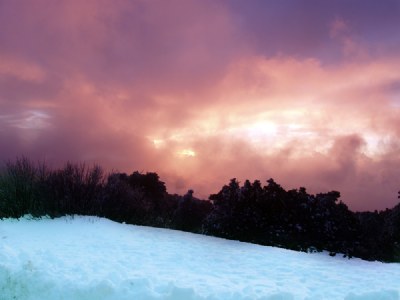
[0,216,399,300]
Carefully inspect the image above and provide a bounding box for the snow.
[1,216,399,300]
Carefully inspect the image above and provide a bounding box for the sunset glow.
[1,0,399,210]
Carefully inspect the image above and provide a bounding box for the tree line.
[0,157,399,262]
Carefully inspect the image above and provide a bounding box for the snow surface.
[1,216,399,300]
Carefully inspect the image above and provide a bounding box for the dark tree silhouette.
[1,157,400,262]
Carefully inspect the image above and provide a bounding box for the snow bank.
[0,216,399,300]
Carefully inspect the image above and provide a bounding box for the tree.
[173,190,212,233]
[0,157,37,218]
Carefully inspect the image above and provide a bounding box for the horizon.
[1,0,400,211]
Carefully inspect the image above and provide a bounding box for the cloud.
[144,55,400,210]
[330,18,348,38]
[0,53,46,82]
[328,17,368,59]
[0,0,399,211]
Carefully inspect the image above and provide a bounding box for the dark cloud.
[227,0,400,60]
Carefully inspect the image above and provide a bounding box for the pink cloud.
[0,53,46,82]
[0,0,399,211]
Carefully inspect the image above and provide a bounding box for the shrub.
[0,157,39,218]
[43,162,104,216]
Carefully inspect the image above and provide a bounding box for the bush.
[43,162,104,216]
[0,157,40,218]
[204,178,361,256]
[101,173,148,224]
[172,190,212,233]
[0,159,105,218]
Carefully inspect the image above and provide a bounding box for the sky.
[0,0,399,211]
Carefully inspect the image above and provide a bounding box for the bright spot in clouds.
[236,120,278,140]
[0,111,51,130]
[177,149,196,158]
[152,139,165,149]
